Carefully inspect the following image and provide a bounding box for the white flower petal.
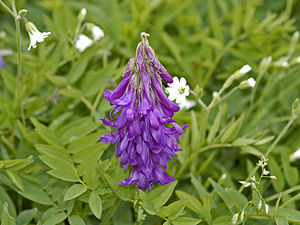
[240,64,252,74]
[247,77,256,88]
[76,34,93,52]
[179,77,186,86]
[92,26,104,40]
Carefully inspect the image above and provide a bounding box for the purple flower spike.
[100,32,187,191]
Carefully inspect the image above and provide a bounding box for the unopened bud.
[239,78,256,89]
[259,56,272,73]
[78,8,86,22]
[232,213,239,225]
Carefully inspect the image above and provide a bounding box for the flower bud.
[239,77,256,89]
[259,56,272,73]
[78,8,86,22]
[233,64,252,80]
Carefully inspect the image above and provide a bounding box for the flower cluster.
[75,8,105,52]
[100,32,187,191]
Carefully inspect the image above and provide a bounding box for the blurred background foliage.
[1,0,300,224]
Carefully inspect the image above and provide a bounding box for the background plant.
[0,0,300,224]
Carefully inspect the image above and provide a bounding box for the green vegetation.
[0,0,300,224]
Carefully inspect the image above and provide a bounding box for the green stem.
[15,18,26,125]
[0,0,16,17]
[209,86,240,110]
[100,199,120,225]
[239,116,295,192]
[190,90,209,111]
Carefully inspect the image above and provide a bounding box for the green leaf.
[160,199,187,220]
[281,153,299,187]
[190,175,208,201]
[207,107,223,144]
[208,0,223,44]
[68,51,91,83]
[275,217,289,225]
[171,217,201,225]
[209,178,234,213]
[42,212,67,225]
[0,185,16,217]
[17,180,52,205]
[1,202,16,225]
[89,191,102,219]
[142,181,177,210]
[175,191,202,213]
[212,216,232,225]
[68,215,86,225]
[226,188,247,210]
[64,184,87,201]
[269,157,285,192]
[39,155,74,171]
[16,208,37,225]
[31,118,64,147]
[220,113,244,143]
[278,208,300,222]
[47,169,79,182]
[60,87,83,99]
[6,171,23,192]
[240,145,262,157]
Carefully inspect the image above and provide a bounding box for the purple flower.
[100,32,187,191]
[0,50,12,68]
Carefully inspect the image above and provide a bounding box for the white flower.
[247,77,256,88]
[240,64,252,74]
[290,148,300,161]
[78,8,87,22]
[25,22,51,51]
[265,204,269,214]
[92,26,104,40]
[75,34,93,52]
[166,77,190,104]
[178,99,196,110]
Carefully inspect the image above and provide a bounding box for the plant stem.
[239,116,295,193]
[0,0,16,17]
[190,90,209,111]
[100,199,120,225]
[209,86,240,110]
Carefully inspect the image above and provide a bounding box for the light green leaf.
[209,178,234,213]
[175,191,202,213]
[160,199,187,220]
[47,169,79,182]
[275,217,289,225]
[142,181,177,210]
[207,107,223,144]
[0,185,16,217]
[64,184,87,201]
[278,208,300,222]
[42,212,67,225]
[68,215,86,225]
[68,52,91,83]
[39,155,74,171]
[6,171,24,192]
[171,217,201,225]
[281,153,299,187]
[89,191,102,219]
[31,118,64,147]
[220,113,244,143]
[269,157,285,192]
[16,208,37,225]
[1,202,16,225]
[190,175,208,201]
